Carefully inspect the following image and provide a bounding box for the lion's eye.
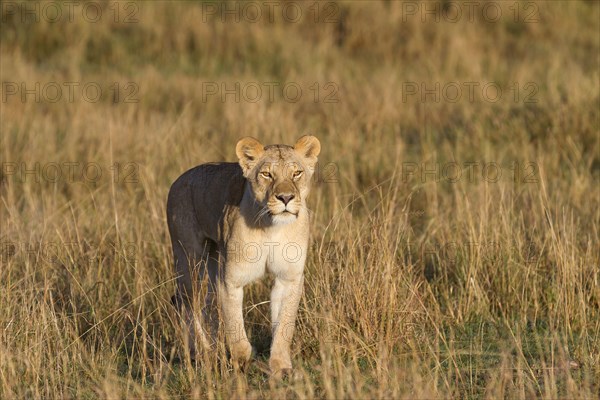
[260,172,272,179]
[293,171,303,179]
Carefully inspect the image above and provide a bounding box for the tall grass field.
[1,1,599,398]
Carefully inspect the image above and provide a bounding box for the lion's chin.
[270,211,298,225]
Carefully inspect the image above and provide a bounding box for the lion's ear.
[236,137,264,176]
[294,135,321,166]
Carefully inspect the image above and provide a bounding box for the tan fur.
[166,136,320,378]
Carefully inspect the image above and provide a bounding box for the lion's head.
[236,135,321,225]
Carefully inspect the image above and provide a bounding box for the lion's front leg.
[269,275,303,378]
[218,280,253,367]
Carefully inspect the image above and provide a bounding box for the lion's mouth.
[278,210,298,216]
[270,209,298,217]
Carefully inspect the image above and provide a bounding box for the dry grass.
[1,1,599,398]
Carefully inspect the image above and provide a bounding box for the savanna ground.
[1,0,599,398]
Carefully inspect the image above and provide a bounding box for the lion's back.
[167,162,245,239]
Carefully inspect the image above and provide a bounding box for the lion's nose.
[276,193,295,205]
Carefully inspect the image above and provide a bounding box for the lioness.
[166,136,320,378]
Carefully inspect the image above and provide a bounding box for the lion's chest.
[224,228,307,286]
